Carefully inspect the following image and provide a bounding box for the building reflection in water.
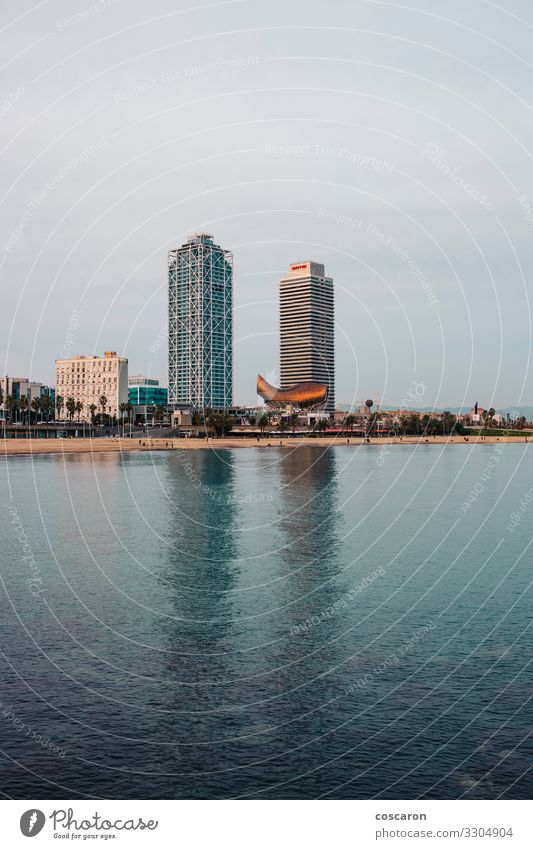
[277,445,341,572]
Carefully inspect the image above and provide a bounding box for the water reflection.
[1,448,531,799]
[275,447,345,632]
[278,446,340,560]
[163,449,238,626]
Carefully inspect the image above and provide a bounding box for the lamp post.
[365,399,373,441]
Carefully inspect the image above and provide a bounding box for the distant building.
[469,406,485,424]
[168,233,233,411]
[128,377,168,425]
[128,375,160,388]
[55,352,128,420]
[280,261,334,413]
[0,377,54,421]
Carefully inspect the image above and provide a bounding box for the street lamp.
[365,399,373,440]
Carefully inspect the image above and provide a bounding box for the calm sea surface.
[1,444,531,799]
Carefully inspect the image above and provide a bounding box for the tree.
[442,411,457,435]
[481,407,496,433]
[75,400,83,422]
[406,414,419,436]
[42,395,51,421]
[289,412,299,433]
[89,403,97,424]
[66,396,76,422]
[19,395,28,424]
[248,414,256,427]
[205,410,234,437]
[315,418,328,434]
[258,413,269,434]
[31,396,41,424]
[154,405,165,425]
[5,394,17,424]
[344,414,356,433]
[220,413,235,436]
[99,395,108,423]
[205,410,217,437]
[56,395,64,420]
[119,402,128,434]
[366,409,379,437]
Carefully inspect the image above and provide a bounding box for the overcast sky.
[1,0,532,407]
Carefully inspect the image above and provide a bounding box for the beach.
[1,434,529,456]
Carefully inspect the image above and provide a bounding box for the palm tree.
[42,395,51,422]
[289,412,299,433]
[19,395,28,425]
[126,402,133,434]
[258,413,269,435]
[315,418,328,435]
[344,413,356,433]
[154,405,165,425]
[66,396,76,422]
[89,403,97,425]
[366,409,379,438]
[442,411,457,435]
[31,396,41,424]
[119,401,128,435]
[481,407,496,433]
[75,400,83,422]
[5,394,17,424]
[56,395,64,420]
[205,411,218,438]
[220,413,235,436]
[407,414,419,436]
[99,395,107,425]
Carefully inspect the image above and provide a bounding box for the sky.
[1,0,533,408]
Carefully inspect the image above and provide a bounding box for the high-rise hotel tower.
[168,234,233,410]
[280,261,335,412]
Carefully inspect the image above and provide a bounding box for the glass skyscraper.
[168,234,233,410]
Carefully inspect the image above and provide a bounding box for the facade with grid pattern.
[280,261,334,413]
[168,234,233,410]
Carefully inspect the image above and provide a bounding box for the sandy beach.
[1,434,530,456]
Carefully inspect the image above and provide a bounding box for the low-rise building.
[128,376,168,425]
[0,377,54,422]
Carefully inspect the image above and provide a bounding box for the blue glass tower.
[168,234,233,410]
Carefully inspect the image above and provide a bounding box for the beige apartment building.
[55,352,128,421]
